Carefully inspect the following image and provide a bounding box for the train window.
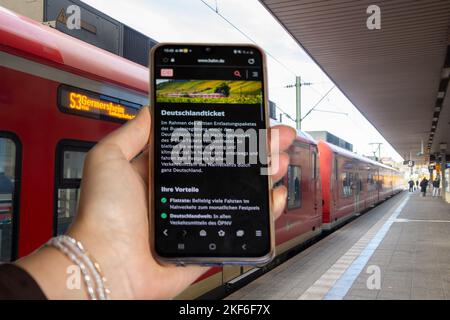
[378,173,384,190]
[341,172,353,197]
[63,151,86,179]
[0,135,20,262]
[56,188,80,235]
[356,174,363,193]
[312,152,317,180]
[55,141,94,235]
[334,157,338,180]
[368,172,376,191]
[287,165,301,209]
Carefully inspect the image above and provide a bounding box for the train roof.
[319,140,399,172]
[298,130,318,145]
[0,7,149,93]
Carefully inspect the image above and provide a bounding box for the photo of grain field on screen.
[156,79,262,104]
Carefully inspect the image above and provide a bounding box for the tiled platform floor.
[225,191,450,300]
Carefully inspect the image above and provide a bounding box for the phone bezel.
[148,43,275,266]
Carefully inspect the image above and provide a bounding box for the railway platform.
[226,191,450,300]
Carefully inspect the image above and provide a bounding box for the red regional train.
[0,8,403,299]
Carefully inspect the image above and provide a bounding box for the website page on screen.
[153,45,271,259]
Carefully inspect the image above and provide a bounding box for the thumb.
[98,106,151,161]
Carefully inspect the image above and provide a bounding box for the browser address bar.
[156,65,262,81]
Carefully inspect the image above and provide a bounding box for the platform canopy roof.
[260,0,450,163]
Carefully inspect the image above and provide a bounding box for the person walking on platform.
[420,177,429,197]
[432,178,440,197]
[415,180,419,191]
[408,179,414,192]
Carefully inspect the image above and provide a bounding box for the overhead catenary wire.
[199,0,296,77]
[301,85,335,121]
[200,0,336,124]
[276,106,297,123]
[313,109,348,116]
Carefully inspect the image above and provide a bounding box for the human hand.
[18,106,296,300]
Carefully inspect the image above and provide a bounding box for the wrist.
[66,225,135,299]
[15,246,89,300]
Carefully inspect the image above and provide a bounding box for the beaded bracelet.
[46,235,110,300]
[59,236,110,300]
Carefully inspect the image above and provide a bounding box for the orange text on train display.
[69,92,136,120]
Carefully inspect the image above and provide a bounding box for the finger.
[269,125,296,154]
[272,185,287,221]
[98,106,151,161]
[131,148,150,183]
[270,152,289,183]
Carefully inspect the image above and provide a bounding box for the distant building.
[0,0,157,66]
[306,131,353,152]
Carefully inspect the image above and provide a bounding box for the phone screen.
[152,44,271,262]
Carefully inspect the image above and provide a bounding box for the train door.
[332,154,338,215]
[54,140,94,235]
[354,171,360,213]
[311,148,319,216]
[376,168,380,202]
[367,167,375,206]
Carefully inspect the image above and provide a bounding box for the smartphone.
[149,43,273,265]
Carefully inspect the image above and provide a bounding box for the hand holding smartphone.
[150,44,273,265]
